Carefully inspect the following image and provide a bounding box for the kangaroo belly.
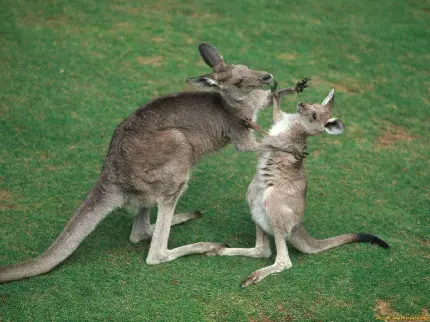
[248,180,274,235]
[251,202,273,235]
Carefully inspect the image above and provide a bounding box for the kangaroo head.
[187,43,273,97]
[295,89,344,136]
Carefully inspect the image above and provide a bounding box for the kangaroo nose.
[262,74,273,83]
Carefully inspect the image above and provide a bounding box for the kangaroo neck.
[264,114,309,158]
[220,90,260,120]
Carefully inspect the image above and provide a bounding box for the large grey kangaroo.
[207,87,389,286]
[0,43,309,283]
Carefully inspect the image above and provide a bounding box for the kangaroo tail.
[0,181,124,283]
[288,223,389,254]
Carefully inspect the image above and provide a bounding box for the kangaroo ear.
[322,88,335,111]
[198,43,224,70]
[324,118,344,134]
[186,75,219,90]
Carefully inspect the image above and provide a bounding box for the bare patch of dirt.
[151,37,164,43]
[374,199,387,206]
[359,33,372,43]
[0,189,21,211]
[421,239,430,247]
[320,138,342,145]
[375,300,430,322]
[347,122,366,136]
[259,313,274,322]
[374,299,398,321]
[374,300,430,322]
[113,21,133,32]
[110,4,140,15]
[33,15,69,27]
[19,12,69,28]
[247,312,274,322]
[312,76,373,94]
[345,54,360,63]
[402,64,417,72]
[136,56,163,66]
[277,53,297,61]
[0,190,11,202]
[139,2,219,23]
[277,304,294,321]
[187,12,220,21]
[375,125,416,148]
[127,7,141,15]
[311,150,321,157]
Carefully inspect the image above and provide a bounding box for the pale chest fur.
[247,177,274,235]
[246,154,278,235]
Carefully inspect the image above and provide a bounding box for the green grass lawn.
[1,0,429,320]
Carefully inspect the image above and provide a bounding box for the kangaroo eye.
[312,112,317,120]
[233,79,244,87]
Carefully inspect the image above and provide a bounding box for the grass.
[0,0,429,321]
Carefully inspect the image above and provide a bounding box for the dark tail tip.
[356,233,390,249]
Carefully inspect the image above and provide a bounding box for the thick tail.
[0,181,123,283]
[288,223,389,254]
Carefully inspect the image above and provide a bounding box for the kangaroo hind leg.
[146,199,224,265]
[129,207,203,244]
[242,227,292,287]
[206,224,271,258]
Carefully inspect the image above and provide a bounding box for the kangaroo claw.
[295,77,311,93]
[270,80,278,93]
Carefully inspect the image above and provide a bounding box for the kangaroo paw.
[241,271,262,287]
[204,243,230,256]
[295,77,311,93]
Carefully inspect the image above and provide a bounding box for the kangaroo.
[0,43,309,283]
[207,87,389,287]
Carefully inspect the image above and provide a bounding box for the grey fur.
[198,43,224,69]
[0,43,305,283]
[207,88,389,286]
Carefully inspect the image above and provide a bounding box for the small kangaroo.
[208,87,389,287]
[0,43,309,283]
